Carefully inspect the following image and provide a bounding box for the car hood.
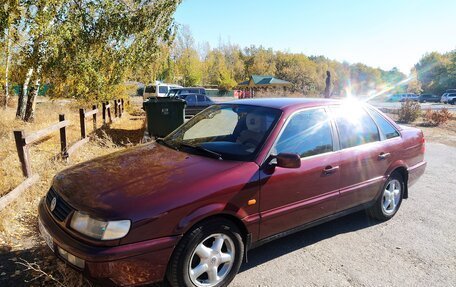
[52,143,245,221]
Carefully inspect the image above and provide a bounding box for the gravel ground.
[231,142,456,287]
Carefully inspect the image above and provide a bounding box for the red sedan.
[38,98,426,286]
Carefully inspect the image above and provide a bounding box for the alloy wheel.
[382,179,401,215]
[188,233,235,287]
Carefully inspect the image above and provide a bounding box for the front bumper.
[38,198,180,286]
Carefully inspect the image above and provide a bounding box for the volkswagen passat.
[38,98,426,286]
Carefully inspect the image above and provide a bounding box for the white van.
[143,81,181,100]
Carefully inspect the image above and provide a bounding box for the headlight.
[70,211,131,240]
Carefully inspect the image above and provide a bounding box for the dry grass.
[0,97,145,286]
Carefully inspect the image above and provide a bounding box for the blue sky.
[174,0,456,74]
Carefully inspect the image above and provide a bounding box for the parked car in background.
[388,93,419,102]
[143,81,181,100]
[38,98,426,287]
[418,94,441,103]
[441,93,456,104]
[177,93,214,116]
[166,87,206,98]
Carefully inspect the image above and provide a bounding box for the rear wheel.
[167,218,244,287]
[367,172,404,221]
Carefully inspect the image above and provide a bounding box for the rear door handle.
[378,152,391,160]
[323,165,339,175]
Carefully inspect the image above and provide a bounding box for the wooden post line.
[112,99,121,118]
[102,102,112,125]
[79,105,99,139]
[13,114,69,177]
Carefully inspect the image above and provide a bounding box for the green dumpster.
[143,97,186,138]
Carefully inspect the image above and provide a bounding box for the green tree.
[243,46,276,76]
[3,0,180,121]
[174,25,202,86]
[276,52,319,94]
[415,52,450,95]
[0,0,21,108]
[407,68,423,94]
[205,49,236,90]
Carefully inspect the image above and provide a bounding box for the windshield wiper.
[155,138,178,150]
[179,143,223,160]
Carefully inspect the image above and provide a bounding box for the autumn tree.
[0,0,21,109]
[415,52,451,95]
[2,0,180,121]
[407,68,423,94]
[173,25,202,86]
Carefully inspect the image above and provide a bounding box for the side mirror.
[272,153,301,168]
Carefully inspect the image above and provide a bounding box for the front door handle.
[378,152,391,160]
[323,165,339,175]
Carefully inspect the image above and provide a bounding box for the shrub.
[422,108,452,126]
[397,100,421,123]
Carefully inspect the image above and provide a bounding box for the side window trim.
[365,107,401,141]
[362,106,382,141]
[268,107,336,160]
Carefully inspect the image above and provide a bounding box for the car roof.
[226,98,340,110]
[173,87,204,90]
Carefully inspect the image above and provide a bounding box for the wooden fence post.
[92,104,97,131]
[79,108,86,139]
[59,114,67,157]
[102,102,106,125]
[121,99,124,116]
[107,102,112,123]
[114,99,118,118]
[13,130,32,178]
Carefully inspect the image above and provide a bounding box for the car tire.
[166,218,244,287]
[367,172,404,221]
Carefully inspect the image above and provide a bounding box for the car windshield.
[166,89,179,97]
[162,104,282,161]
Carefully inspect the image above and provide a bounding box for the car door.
[259,108,341,239]
[329,105,390,211]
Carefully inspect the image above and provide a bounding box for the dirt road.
[231,142,456,287]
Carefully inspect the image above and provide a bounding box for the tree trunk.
[3,28,12,109]
[24,68,41,122]
[16,68,34,119]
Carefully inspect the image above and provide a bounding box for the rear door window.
[367,108,400,139]
[274,108,333,158]
[332,106,380,149]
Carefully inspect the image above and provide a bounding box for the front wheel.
[167,218,244,287]
[367,172,404,221]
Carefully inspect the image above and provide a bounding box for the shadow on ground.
[0,215,90,287]
[239,211,380,273]
[95,117,146,146]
